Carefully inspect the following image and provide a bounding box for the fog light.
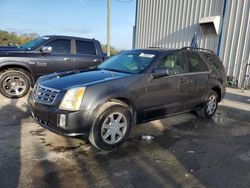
[59,114,66,129]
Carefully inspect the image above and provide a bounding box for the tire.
[89,101,133,151]
[195,90,218,119]
[0,69,31,98]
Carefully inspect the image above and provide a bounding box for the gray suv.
[29,47,226,150]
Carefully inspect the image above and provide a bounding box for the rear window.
[201,53,224,70]
[200,52,225,77]
[76,41,96,55]
[186,52,209,72]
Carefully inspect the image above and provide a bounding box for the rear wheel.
[89,101,132,151]
[0,69,31,98]
[195,90,218,119]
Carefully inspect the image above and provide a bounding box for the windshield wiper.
[99,68,132,74]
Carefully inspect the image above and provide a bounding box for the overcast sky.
[0,0,136,50]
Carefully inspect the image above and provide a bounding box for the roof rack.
[148,46,163,49]
[181,47,215,54]
[147,46,169,50]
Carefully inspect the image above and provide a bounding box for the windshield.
[98,50,160,74]
[20,36,50,50]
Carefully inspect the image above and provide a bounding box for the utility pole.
[107,0,111,56]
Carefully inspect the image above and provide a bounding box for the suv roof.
[145,46,215,54]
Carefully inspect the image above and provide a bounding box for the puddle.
[239,151,250,162]
[213,115,225,124]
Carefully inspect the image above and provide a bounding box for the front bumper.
[28,93,90,138]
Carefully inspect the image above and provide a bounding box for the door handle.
[64,58,71,62]
[93,59,99,62]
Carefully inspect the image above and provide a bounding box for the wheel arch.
[211,87,221,102]
[0,64,35,86]
[109,97,137,126]
[91,96,137,126]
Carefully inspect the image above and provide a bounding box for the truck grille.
[33,85,60,105]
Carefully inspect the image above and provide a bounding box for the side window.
[76,41,96,55]
[46,39,70,54]
[156,52,186,75]
[186,52,209,72]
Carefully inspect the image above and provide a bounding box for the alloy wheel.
[2,75,27,96]
[207,95,217,115]
[101,112,128,144]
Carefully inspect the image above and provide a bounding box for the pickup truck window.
[76,41,96,55]
[20,37,49,50]
[46,39,70,54]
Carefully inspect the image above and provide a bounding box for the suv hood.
[40,70,130,90]
[0,46,26,52]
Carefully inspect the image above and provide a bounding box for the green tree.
[0,30,39,46]
[101,44,120,56]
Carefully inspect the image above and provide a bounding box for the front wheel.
[195,90,218,119]
[0,69,31,98]
[89,101,132,151]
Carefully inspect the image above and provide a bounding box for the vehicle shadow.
[0,98,30,187]
[155,105,250,188]
[59,104,250,187]
[58,113,203,187]
[21,94,250,187]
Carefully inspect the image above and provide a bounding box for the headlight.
[59,87,86,111]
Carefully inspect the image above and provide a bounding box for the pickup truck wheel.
[0,69,31,98]
[89,101,132,151]
[195,90,218,119]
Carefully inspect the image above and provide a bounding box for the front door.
[37,39,74,76]
[144,52,189,120]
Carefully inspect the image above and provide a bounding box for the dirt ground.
[0,88,250,188]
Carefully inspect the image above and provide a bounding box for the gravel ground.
[0,88,250,188]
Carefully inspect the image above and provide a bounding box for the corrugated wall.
[220,0,250,86]
[135,0,250,86]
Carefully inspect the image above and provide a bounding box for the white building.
[133,0,250,87]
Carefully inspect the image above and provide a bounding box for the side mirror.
[41,46,52,53]
[152,68,170,78]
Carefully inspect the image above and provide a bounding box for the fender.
[201,79,222,102]
[0,61,36,85]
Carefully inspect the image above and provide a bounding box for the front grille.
[34,115,52,127]
[33,85,60,105]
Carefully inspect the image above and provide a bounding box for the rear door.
[144,51,189,120]
[184,51,210,109]
[37,39,74,76]
[73,40,103,70]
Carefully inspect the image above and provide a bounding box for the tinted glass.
[98,50,160,74]
[21,36,50,50]
[76,41,96,55]
[157,52,186,75]
[200,52,225,78]
[186,52,209,72]
[201,53,224,70]
[47,39,70,54]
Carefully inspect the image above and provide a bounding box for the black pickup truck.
[0,35,106,98]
